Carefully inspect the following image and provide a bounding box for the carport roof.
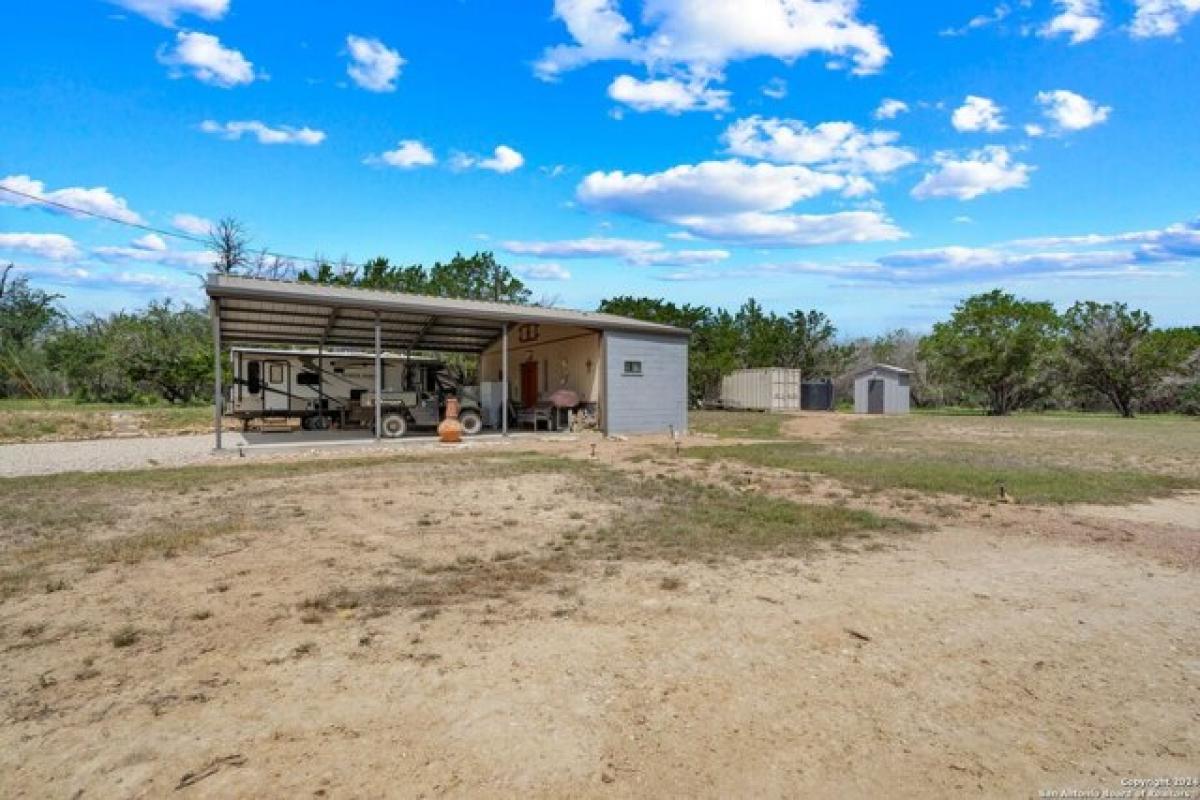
[206,273,689,354]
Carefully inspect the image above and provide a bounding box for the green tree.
[735,299,789,368]
[784,309,854,376]
[919,289,1060,415]
[0,265,65,397]
[427,252,530,303]
[1060,302,1195,417]
[0,265,62,350]
[299,251,530,304]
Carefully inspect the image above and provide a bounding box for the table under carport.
[205,274,690,450]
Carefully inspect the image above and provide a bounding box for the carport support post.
[374,311,382,441]
[212,298,222,451]
[501,322,509,436]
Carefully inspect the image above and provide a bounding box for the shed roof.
[852,363,913,377]
[206,274,689,353]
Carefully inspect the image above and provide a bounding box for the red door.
[520,361,539,408]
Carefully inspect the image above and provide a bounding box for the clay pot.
[438,396,463,444]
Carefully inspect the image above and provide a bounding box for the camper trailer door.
[264,360,290,412]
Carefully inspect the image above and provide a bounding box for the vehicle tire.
[380,413,408,438]
[301,416,312,431]
[312,415,330,431]
[458,410,483,436]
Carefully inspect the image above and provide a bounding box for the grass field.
[684,411,1200,504]
[0,399,216,444]
[688,409,786,439]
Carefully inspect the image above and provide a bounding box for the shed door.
[264,360,290,412]
[867,378,885,414]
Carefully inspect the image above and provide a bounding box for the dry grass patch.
[685,441,1200,506]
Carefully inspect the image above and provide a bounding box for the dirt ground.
[1,416,1198,798]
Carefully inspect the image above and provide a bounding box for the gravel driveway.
[0,430,559,478]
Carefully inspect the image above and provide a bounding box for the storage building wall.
[720,368,801,411]
[603,331,688,434]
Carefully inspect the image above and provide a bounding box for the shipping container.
[719,368,802,411]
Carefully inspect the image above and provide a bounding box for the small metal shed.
[853,364,911,415]
[720,368,801,411]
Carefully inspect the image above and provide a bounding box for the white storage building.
[853,364,911,415]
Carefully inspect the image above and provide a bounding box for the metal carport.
[205,274,688,449]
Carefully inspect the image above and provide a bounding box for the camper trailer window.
[623,360,643,376]
[247,361,261,395]
[297,372,320,386]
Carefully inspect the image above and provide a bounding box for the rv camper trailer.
[228,347,484,437]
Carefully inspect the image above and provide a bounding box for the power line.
[0,184,365,270]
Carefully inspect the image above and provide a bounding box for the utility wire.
[0,184,365,270]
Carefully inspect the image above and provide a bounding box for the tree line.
[601,289,1200,418]
[3,255,1198,416]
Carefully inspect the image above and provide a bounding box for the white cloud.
[1035,89,1111,132]
[0,232,81,261]
[940,4,1011,37]
[504,237,662,259]
[172,213,213,237]
[108,0,228,26]
[1040,0,1104,43]
[534,0,890,111]
[761,77,788,99]
[607,74,730,113]
[1010,218,1200,262]
[953,215,974,224]
[0,174,144,224]
[911,146,1033,201]
[669,210,906,247]
[503,236,729,266]
[367,139,437,169]
[1131,0,1200,37]
[535,0,640,80]
[516,263,573,281]
[874,98,909,120]
[579,159,847,219]
[535,218,1200,285]
[131,233,168,251]
[200,120,326,145]
[576,158,906,246]
[158,31,257,88]
[346,35,404,92]
[721,117,917,176]
[93,235,214,268]
[454,145,525,173]
[1025,123,1046,138]
[951,95,1007,133]
[630,248,732,266]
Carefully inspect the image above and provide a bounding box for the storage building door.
[867,378,885,414]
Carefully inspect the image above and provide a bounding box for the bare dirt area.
[1,438,1198,799]
[777,410,854,440]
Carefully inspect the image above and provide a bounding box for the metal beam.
[212,298,222,451]
[319,306,341,348]
[374,311,382,441]
[501,322,508,437]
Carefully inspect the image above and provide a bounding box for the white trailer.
[719,368,802,411]
[227,347,484,435]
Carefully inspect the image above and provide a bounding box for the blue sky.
[2,0,1198,335]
